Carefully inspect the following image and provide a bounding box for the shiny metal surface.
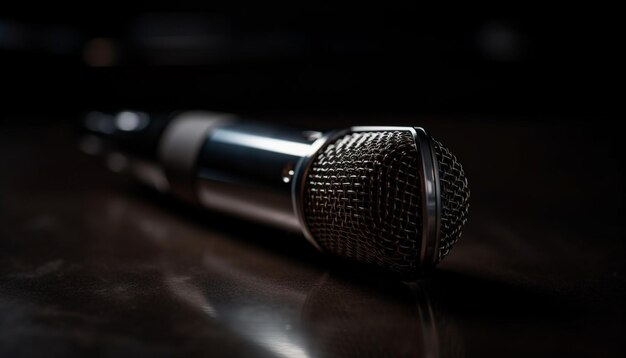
[412,127,441,269]
[1,119,624,357]
[196,120,318,232]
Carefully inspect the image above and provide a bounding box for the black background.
[1,4,621,119]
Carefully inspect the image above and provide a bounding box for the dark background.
[1,5,624,358]
[0,5,621,118]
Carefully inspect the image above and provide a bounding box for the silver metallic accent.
[411,128,441,269]
[195,120,319,237]
[158,111,233,200]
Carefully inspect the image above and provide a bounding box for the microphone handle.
[81,111,325,239]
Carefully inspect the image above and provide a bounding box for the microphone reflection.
[99,192,462,357]
[163,251,461,358]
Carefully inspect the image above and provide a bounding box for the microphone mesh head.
[431,138,470,261]
[302,131,469,276]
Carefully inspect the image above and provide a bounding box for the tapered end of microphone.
[301,129,469,277]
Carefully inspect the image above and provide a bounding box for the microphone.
[79,110,470,277]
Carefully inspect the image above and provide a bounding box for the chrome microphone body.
[161,113,313,234]
[80,111,469,277]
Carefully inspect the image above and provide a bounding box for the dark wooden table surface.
[1,116,624,357]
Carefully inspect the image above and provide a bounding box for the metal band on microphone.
[412,127,441,270]
[158,111,233,202]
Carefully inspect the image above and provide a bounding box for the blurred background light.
[83,37,118,67]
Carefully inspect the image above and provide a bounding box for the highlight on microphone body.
[79,111,470,277]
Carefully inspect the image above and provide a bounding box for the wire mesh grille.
[303,130,469,275]
[432,139,470,262]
